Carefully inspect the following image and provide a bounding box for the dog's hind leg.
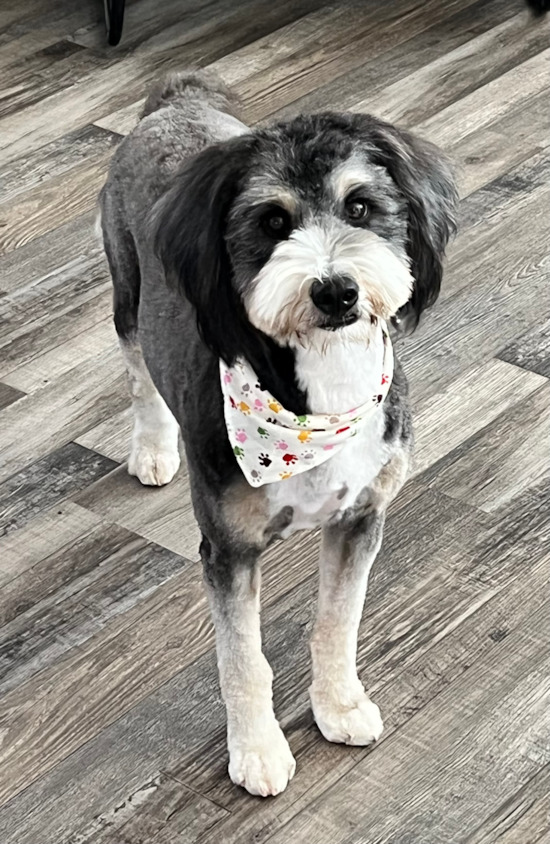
[100,196,180,486]
[119,338,181,486]
[202,541,296,796]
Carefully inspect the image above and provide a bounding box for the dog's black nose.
[310,276,359,318]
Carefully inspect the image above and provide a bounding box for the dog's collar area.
[220,322,394,487]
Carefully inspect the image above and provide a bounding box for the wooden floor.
[0,0,549,841]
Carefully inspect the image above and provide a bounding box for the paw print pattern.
[301,449,315,461]
[254,399,264,411]
[250,469,262,482]
[233,446,245,459]
[223,370,232,384]
[293,415,309,427]
[282,453,298,465]
[235,429,247,444]
[381,373,390,385]
[258,453,272,467]
[238,401,251,414]
[280,471,293,480]
[274,440,288,451]
[268,400,283,413]
[241,382,252,396]
[266,417,279,426]
[297,430,312,443]
[257,427,269,438]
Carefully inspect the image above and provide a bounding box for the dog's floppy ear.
[151,135,257,362]
[369,122,458,332]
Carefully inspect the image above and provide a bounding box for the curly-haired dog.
[99,70,457,796]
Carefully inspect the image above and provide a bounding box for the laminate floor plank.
[0,382,24,411]
[463,764,550,844]
[498,318,550,379]
[0,525,191,694]
[0,348,127,484]
[0,441,117,539]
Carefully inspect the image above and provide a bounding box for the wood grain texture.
[0,382,24,411]
[0,0,548,841]
[0,441,117,538]
[498,318,550,379]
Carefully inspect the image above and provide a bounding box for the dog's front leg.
[310,509,385,746]
[202,544,296,796]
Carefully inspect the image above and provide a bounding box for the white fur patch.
[247,221,412,342]
[120,340,181,486]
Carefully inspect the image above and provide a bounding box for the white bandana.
[220,322,394,487]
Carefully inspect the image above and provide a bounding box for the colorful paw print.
[233,446,245,459]
[223,370,232,384]
[257,426,269,439]
[235,429,247,444]
[254,399,264,411]
[258,453,272,467]
[274,440,288,451]
[294,414,309,427]
[250,469,262,482]
[301,449,315,461]
[297,430,312,443]
[282,453,298,465]
[268,400,283,413]
[336,426,350,435]
[238,401,251,414]
[279,471,293,480]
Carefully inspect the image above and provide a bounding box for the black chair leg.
[104,0,126,46]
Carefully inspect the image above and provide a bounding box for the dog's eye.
[261,209,291,240]
[345,199,369,222]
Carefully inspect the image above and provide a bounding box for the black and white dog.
[99,70,457,797]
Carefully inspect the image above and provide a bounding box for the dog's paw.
[228,722,296,797]
[310,681,383,746]
[128,444,180,486]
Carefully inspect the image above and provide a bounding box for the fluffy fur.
[99,70,457,796]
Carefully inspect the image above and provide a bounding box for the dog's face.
[154,113,457,362]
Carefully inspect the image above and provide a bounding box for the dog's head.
[153,113,457,362]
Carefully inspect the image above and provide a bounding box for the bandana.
[220,322,393,487]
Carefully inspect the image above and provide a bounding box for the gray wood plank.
[0,347,127,483]
[0,524,191,694]
[399,189,550,407]
[267,0,522,120]
[66,773,229,844]
[0,381,24,410]
[0,209,101,296]
[463,764,550,844]
[0,441,117,538]
[498,319,550,379]
[0,123,120,204]
[427,384,550,512]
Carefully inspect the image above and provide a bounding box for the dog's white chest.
[266,411,390,533]
[266,335,392,533]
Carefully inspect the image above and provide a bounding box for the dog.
[99,69,457,797]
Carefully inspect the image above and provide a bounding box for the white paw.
[228,722,296,797]
[128,444,180,486]
[310,681,383,746]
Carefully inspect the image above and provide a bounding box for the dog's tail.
[141,68,240,120]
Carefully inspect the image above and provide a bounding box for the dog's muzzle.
[310,275,359,328]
